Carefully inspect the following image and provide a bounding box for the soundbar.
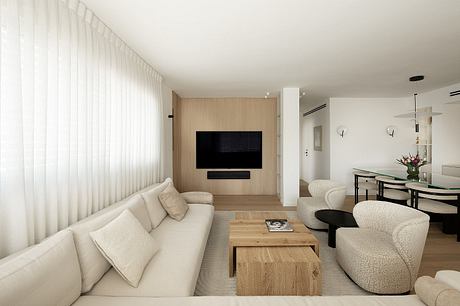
[207,171,250,179]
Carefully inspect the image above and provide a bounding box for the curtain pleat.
[0,0,163,258]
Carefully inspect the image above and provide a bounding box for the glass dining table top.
[353,167,460,190]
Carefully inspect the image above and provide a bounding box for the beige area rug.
[195,211,371,296]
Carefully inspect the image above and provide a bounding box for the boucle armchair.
[297,180,346,229]
[336,201,430,294]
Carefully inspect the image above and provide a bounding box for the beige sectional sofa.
[0,177,459,306]
[0,178,214,305]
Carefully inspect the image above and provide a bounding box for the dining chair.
[375,176,410,204]
[406,182,460,241]
[353,171,377,204]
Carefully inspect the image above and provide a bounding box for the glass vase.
[406,165,420,180]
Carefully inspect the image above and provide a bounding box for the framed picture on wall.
[314,126,322,151]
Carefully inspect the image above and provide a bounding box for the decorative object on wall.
[314,126,323,151]
[396,153,427,180]
[336,126,347,138]
[386,126,397,137]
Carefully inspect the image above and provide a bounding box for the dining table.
[353,167,460,242]
[353,167,460,190]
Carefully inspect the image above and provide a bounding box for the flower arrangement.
[396,153,427,168]
[396,153,427,179]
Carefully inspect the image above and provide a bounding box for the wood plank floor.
[214,193,460,278]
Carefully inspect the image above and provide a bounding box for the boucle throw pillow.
[89,210,159,287]
[158,184,189,221]
[415,275,460,306]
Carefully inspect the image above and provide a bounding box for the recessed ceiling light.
[266,92,270,96]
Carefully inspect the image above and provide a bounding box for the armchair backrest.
[325,186,347,209]
[308,180,346,210]
[353,201,430,288]
[308,180,341,198]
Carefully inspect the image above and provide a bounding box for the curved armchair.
[297,180,346,229]
[336,201,430,294]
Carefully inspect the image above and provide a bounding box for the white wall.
[162,83,173,180]
[300,99,330,182]
[280,88,300,206]
[329,98,415,194]
[417,82,460,173]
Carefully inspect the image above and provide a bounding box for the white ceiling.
[83,0,460,99]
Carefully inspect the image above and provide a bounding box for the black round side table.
[315,209,358,248]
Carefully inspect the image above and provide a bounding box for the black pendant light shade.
[410,75,425,133]
[409,75,425,82]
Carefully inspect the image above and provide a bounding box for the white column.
[280,88,300,206]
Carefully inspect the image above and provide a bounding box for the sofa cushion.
[436,270,460,291]
[415,275,460,306]
[73,295,426,306]
[0,230,81,306]
[90,210,160,287]
[127,195,153,232]
[70,183,160,293]
[141,178,171,228]
[159,184,189,221]
[87,204,214,297]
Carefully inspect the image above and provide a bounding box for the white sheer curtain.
[0,0,163,258]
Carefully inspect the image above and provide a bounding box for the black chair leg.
[457,198,460,242]
[354,175,358,204]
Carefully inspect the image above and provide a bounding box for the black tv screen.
[196,131,262,169]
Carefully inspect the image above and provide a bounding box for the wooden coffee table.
[229,211,321,296]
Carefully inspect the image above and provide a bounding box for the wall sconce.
[386,126,397,137]
[337,126,347,138]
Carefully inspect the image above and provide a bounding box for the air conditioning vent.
[449,89,460,97]
[303,104,326,117]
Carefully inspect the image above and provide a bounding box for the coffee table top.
[229,211,319,249]
[315,209,358,228]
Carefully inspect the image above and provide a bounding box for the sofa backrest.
[0,230,81,306]
[69,180,171,293]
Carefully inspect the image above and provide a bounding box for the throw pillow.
[140,178,171,228]
[89,210,159,287]
[158,184,189,221]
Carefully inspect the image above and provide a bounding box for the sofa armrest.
[180,192,213,205]
[436,270,460,291]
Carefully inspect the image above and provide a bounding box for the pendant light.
[409,75,424,133]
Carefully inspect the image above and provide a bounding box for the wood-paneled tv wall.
[173,97,277,195]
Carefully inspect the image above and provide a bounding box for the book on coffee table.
[265,219,293,232]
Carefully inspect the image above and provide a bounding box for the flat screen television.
[196,131,262,169]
